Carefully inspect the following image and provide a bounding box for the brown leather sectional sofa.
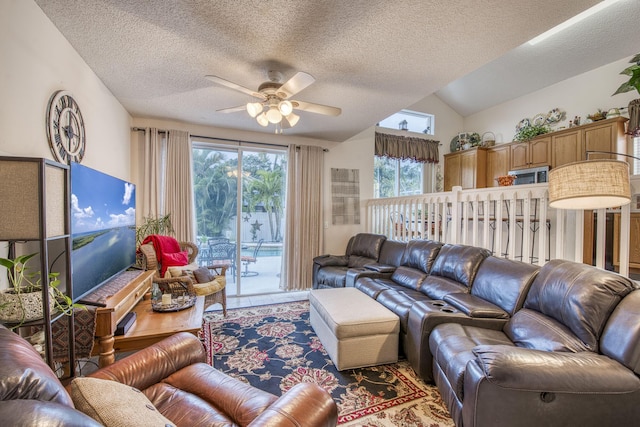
[0,327,337,426]
[313,233,640,426]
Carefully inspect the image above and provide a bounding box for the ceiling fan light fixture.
[278,100,293,116]
[266,106,282,124]
[285,112,300,127]
[246,102,263,118]
[256,112,269,127]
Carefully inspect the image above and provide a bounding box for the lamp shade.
[246,102,263,118]
[266,106,282,124]
[256,112,269,127]
[548,159,631,209]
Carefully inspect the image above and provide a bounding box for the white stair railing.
[366,182,635,273]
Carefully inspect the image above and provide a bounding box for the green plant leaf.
[613,81,635,95]
[620,65,640,76]
[631,53,640,64]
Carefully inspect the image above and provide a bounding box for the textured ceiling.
[34,0,636,142]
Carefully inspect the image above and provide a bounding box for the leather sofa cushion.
[390,266,427,290]
[377,240,407,267]
[471,257,539,315]
[429,244,490,289]
[429,323,514,401]
[376,290,417,331]
[316,266,349,288]
[348,255,377,268]
[346,233,386,260]
[600,290,640,375]
[356,277,418,299]
[420,275,468,300]
[0,326,74,408]
[505,308,589,352]
[399,239,443,273]
[523,259,637,351]
[443,293,509,319]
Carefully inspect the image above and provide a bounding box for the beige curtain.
[375,131,440,163]
[164,130,195,242]
[281,145,324,291]
[139,128,163,218]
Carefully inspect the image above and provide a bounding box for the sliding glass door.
[192,142,286,296]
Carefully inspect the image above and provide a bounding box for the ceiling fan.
[205,71,341,130]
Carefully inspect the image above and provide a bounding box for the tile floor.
[224,290,309,310]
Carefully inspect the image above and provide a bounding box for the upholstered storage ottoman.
[309,288,399,370]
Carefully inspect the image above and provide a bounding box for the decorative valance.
[375,132,440,163]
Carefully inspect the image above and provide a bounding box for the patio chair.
[241,239,263,277]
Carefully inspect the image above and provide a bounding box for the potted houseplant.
[0,252,78,328]
[514,123,551,142]
[613,52,640,135]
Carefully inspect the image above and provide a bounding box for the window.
[377,109,434,135]
[374,110,436,197]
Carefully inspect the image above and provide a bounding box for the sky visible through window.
[378,109,434,135]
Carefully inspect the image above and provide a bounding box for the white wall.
[463,56,639,145]
[0,0,132,180]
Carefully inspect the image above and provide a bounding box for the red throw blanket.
[142,234,185,275]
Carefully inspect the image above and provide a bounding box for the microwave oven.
[508,166,549,185]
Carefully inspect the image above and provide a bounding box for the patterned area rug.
[202,301,454,426]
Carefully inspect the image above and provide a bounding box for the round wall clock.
[46,90,86,164]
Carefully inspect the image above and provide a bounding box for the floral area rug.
[202,301,454,426]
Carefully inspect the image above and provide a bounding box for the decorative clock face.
[46,90,86,164]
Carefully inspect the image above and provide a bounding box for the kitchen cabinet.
[443,147,487,191]
[551,129,582,168]
[552,117,627,168]
[613,212,640,269]
[511,137,550,169]
[486,144,511,187]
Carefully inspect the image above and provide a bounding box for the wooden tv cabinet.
[91,270,205,367]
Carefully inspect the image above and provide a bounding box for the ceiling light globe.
[266,107,282,124]
[285,112,300,127]
[246,102,262,118]
[256,113,269,127]
[278,100,293,116]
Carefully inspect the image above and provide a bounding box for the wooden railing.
[365,182,636,277]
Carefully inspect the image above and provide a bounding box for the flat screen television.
[70,162,136,303]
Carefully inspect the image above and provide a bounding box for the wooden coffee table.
[112,296,205,356]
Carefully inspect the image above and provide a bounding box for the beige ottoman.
[309,288,399,371]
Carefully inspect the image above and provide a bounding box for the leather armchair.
[0,325,338,427]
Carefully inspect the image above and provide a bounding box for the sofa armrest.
[364,263,396,273]
[471,344,640,393]
[0,400,103,427]
[87,332,206,391]
[443,293,509,319]
[313,255,348,267]
[248,383,337,427]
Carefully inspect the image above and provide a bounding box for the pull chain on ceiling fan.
[205,71,341,132]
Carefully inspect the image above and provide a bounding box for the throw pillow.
[161,251,188,269]
[193,266,213,283]
[70,377,175,427]
[165,262,199,279]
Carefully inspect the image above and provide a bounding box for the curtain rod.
[191,134,287,149]
[132,128,328,151]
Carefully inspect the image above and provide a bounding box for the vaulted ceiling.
[35,0,640,142]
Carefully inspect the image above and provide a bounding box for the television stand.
[90,269,205,367]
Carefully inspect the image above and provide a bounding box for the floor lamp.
[548,151,638,275]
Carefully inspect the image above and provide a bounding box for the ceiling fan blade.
[205,75,266,100]
[277,72,315,98]
[216,105,247,113]
[293,100,341,116]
